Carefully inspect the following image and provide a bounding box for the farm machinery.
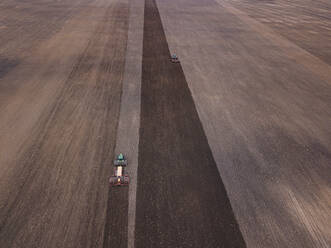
[170,53,180,63]
[109,153,129,186]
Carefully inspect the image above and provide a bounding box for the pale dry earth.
[157,0,331,247]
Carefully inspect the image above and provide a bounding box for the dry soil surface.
[0,0,129,247]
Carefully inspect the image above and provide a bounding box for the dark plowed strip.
[103,187,128,248]
[135,0,247,247]
[102,2,130,248]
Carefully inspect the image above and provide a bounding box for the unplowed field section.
[135,0,246,247]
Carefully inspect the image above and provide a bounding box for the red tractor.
[109,153,129,186]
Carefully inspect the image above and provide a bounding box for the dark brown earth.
[134,0,246,247]
[0,0,129,247]
[103,187,128,248]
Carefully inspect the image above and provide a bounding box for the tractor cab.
[114,153,128,166]
[170,53,180,63]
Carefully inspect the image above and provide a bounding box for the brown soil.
[0,0,129,247]
[103,187,128,248]
[134,0,247,246]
